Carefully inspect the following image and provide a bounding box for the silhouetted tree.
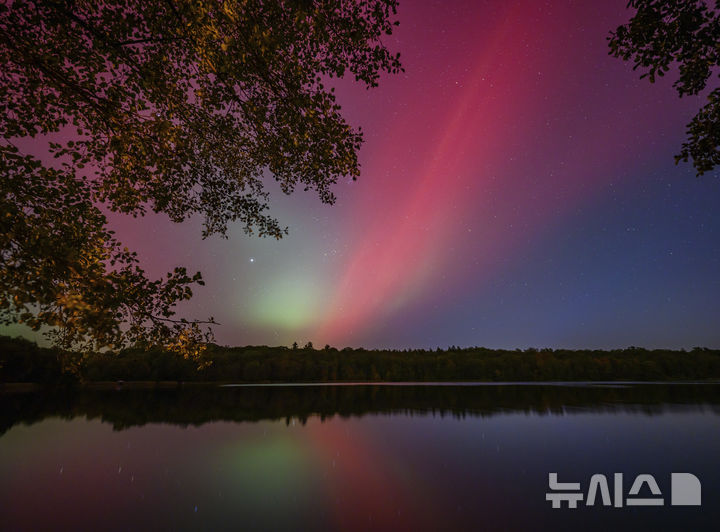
[609,0,720,175]
[0,0,402,356]
[2,335,720,384]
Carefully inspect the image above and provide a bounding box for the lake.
[1,383,719,531]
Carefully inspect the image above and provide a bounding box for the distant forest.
[1,335,720,385]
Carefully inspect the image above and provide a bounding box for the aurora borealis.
[18,0,720,350]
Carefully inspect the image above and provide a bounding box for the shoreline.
[3,379,720,394]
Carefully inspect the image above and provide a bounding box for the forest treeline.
[2,335,720,384]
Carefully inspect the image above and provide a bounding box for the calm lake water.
[1,383,719,531]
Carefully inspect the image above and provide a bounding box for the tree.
[0,0,401,357]
[609,0,720,175]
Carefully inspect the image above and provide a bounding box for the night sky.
[13,0,720,350]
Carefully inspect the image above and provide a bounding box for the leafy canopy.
[609,0,720,175]
[0,0,401,356]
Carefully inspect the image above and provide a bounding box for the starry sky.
[16,0,720,350]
